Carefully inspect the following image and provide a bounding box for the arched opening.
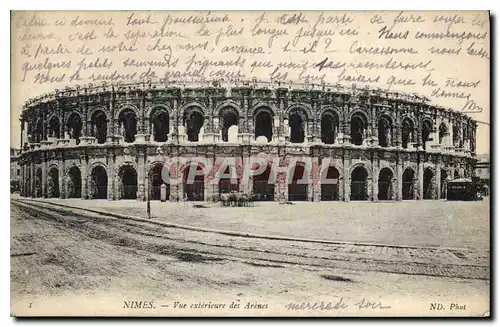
[120,165,137,199]
[401,118,414,149]
[378,116,393,147]
[35,168,42,197]
[91,110,107,144]
[289,109,306,143]
[218,166,239,194]
[252,163,274,201]
[378,168,394,200]
[321,165,339,201]
[34,118,43,143]
[439,123,448,145]
[67,166,82,198]
[440,169,448,199]
[183,163,204,201]
[67,113,83,144]
[48,117,60,139]
[402,168,415,200]
[453,122,462,148]
[220,108,239,142]
[423,168,434,199]
[47,167,59,198]
[254,110,273,142]
[351,166,368,201]
[150,163,169,201]
[151,109,169,142]
[184,108,204,142]
[421,120,433,150]
[321,111,338,144]
[91,166,108,199]
[351,113,367,146]
[118,109,137,143]
[454,169,460,179]
[288,163,308,201]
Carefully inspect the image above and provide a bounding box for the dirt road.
[11,199,490,316]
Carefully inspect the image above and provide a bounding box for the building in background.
[474,153,490,196]
[10,148,21,193]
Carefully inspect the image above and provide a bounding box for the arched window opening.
[401,118,414,149]
[288,163,308,201]
[378,168,394,200]
[351,166,368,201]
[423,168,434,199]
[48,117,60,139]
[321,112,338,145]
[421,120,432,150]
[378,116,392,147]
[402,168,415,200]
[151,110,169,142]
[67,113,83,144]
[252,163,274,201]
[439,123,448,145]
[184,109,204,142]
[91,111,107,144]
[47,168,59,198]
[90,166,108,199]
[351,114,366,146]
[219,166,239,194]
[67,166,82,198]
[289,112,305,143]
[150,163,169,201]
[254,110,273,142]
[183,164,204,201]
[220,108,239,142]
[118,109,137,143]
[120,166,137,199]
[321,166,339,201]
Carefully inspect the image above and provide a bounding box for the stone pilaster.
[343,150,350,201]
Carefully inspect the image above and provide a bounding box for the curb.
[14,198,475,251]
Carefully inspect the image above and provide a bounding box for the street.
[10,198,490,316]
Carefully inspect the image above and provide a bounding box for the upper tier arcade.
[19,79,477,157]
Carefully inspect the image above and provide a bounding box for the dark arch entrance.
[378,116,392,148]
[378,168,394,200]
[118,110,137,143]
[289,112,306,143]
[401,118,414,149]
[150,164,169,201]
[439,123,448,145]
[219,166,239,194]
[91,166,108,199]
[67,166,81,198]
[288,163,308,201]
[321,112,338,144]
[402,168,415,200]
[35,168,42,197]
[48,167,59,198]
[120,166,137,199]
[351,114,366,146]
[252,164,274,201]
[423,168,434,199]
[351,166,368,201]
[440,169,448,199]
[321,165,339,201]
[48,117,60,139]
[91,110,107,144]
[422,120,432,150]
[184,109,204,142]
[151,109,169,142]
[183,164,205,201]
[254,110,273,142]
[220,108,239,142]
[67,113,83,144]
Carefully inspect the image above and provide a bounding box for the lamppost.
[147,164,151,219]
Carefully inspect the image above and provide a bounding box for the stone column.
[312,157,321,202]
[107,152,115,200]
[137,150,146,201]
[58,157,65,198]
[396,156,402,201]
[371,161,378,202]
[30,162,35,198]
[436,160,441,200]
[80,155,88,199]
[343,150,350,201]
[418,158,424,200]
